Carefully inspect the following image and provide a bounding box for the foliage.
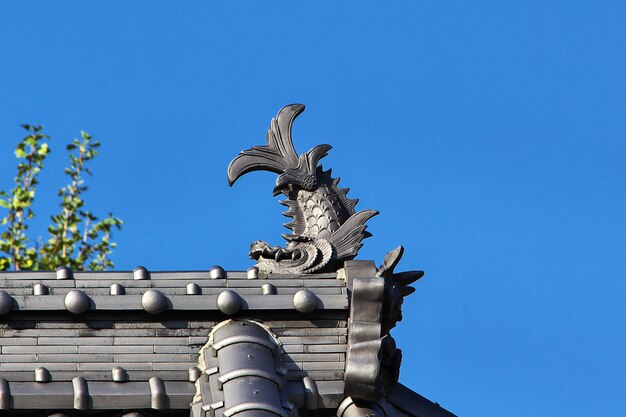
[0,125,123,271]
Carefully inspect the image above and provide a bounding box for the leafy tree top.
[0,125,122,271]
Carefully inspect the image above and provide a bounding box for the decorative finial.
[228,104,378,276]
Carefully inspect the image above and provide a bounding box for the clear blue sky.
[1,2,625,416]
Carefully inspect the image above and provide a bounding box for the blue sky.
[1,2,625,416]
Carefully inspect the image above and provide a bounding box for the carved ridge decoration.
[345,268,387,399]
[228,104,378,276]
[343,247,424,404]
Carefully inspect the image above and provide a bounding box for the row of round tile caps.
[53,265,254,280]
[50,414,147,417]
[0,288,320,315]
[30,281,272,297]
[31,366,202,383]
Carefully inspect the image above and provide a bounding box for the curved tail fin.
[329,209,379,260]
[228,104,305,186]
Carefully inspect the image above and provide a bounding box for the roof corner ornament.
[228,104,378,276]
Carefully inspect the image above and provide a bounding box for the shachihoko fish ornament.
[228,104,378,276]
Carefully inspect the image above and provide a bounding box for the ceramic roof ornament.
[228,104,378,277]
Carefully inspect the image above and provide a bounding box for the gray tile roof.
[0,268,348,413]
[0,266,456,417]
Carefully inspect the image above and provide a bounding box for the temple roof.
[0,266,455,416]
[0,267,347,414]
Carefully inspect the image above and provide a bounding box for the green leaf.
[24,136,37,146]
[37,143,49,156]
